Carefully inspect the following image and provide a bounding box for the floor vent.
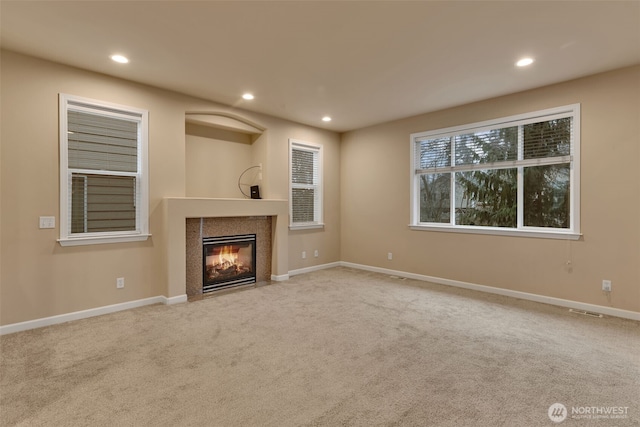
[569,308,603,318]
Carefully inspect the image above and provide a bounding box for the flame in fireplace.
[217,245,238,267]
[203,237,255,290]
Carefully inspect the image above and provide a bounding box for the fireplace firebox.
[202,234,256,292]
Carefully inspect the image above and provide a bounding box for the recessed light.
[516,57,534,67]
[242,93,254,100]
[110,54,129,64]
[322,116,332,122]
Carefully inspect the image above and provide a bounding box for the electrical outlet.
[302,251,306,259]
[388,252,393,260]
[314,250,319,257]
[117,277,125,289]
[602,280,611,292]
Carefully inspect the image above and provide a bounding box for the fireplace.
[185,216,273,299]
[202,234,256,292]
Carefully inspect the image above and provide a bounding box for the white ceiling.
[2,1,639,132]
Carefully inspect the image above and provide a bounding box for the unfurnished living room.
[0,1,639,426]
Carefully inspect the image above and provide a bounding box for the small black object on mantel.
[250,185,261,199]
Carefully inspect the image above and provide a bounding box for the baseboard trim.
[162,294,188,305]
[340,262,640,322]
[0,294,186,336]
[271,273,290,281]
[289,261,341,277]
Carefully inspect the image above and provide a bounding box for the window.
[410,104,580,239]
[59,94,149,246]
[289,139,323,229]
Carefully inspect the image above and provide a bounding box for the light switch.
[39,216,55,229]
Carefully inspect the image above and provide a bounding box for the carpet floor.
[1,267,638,426]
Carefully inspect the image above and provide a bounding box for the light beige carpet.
[1,267,638,426]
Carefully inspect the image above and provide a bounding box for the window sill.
[58,234,151,247]
[409,224,581,240]
[289,223,325,231]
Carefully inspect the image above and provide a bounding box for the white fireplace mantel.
[162,197,289,298]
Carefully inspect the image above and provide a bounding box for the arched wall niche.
[184,112,267,199]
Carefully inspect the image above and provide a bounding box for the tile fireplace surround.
[162,198,289,300]
[186,216,271,297]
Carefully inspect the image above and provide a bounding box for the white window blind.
[68,110,138,172]
[289,139,323,229]
[415,116,574,173]
[59,94,149,246]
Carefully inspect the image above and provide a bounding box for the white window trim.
[58,94,150,246]
[409,104,581,239]
[289,139,324,230]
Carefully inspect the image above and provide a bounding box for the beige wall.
[341,65,640,313]
[257,122,342,271]
[0,50,340,326]
[185,124,254,198]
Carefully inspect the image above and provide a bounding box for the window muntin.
[289,139,323,229]
[411,105,580,238]
[59,94,149,245]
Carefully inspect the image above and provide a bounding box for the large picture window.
[59,94,149,246]
[289,139,323,229]
[410,104,580,239]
